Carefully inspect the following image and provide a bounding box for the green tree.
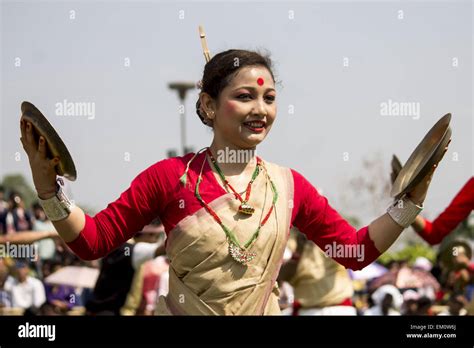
[1,173,37,208]
[377,243,437,265]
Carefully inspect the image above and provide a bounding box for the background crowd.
[0,184,472,316]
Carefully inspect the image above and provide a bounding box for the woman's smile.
[242,120,267,133]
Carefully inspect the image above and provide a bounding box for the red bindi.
[257,77,264,86]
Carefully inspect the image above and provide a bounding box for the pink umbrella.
[369,266,440,291]
[45,266,99,289]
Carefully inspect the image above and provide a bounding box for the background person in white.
[4,260,46,310]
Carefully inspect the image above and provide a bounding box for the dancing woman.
[20,49,439,315]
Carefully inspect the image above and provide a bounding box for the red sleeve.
[417,177,474,245]
[66,159,174,260]
[291,169,381,271]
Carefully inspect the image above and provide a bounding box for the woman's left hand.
[407,139,451,205]
[407,165,436,205]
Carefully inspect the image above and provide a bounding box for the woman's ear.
[200,93,216,121]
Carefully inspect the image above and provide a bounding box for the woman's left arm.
[291,165,437,270]
[369,164,437,252]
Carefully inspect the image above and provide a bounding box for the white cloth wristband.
[38,184,74,222]
[387,196,423,228]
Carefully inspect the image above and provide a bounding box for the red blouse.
[416,177,474,245]
[67,152,380,270]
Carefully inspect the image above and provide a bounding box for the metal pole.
[180,96,186,156]
[168,82,195,156]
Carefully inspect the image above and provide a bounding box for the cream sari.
[155,160,294,315]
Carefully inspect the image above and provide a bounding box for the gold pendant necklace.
[207,148,261,216]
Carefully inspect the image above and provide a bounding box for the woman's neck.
[208,139,257,177]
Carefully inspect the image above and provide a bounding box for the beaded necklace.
[182,147,278,265]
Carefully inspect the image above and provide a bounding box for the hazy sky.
[1,0,472,226]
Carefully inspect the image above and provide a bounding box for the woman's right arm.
[20,120,170,260]
[20,120,86,242]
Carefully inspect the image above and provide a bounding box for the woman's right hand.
[20,120,60,199]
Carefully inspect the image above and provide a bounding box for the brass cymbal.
[20,101,77,181]
[390,154,403,184]
[391,113,452,199]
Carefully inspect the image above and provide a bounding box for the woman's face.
[209,65,277,149]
